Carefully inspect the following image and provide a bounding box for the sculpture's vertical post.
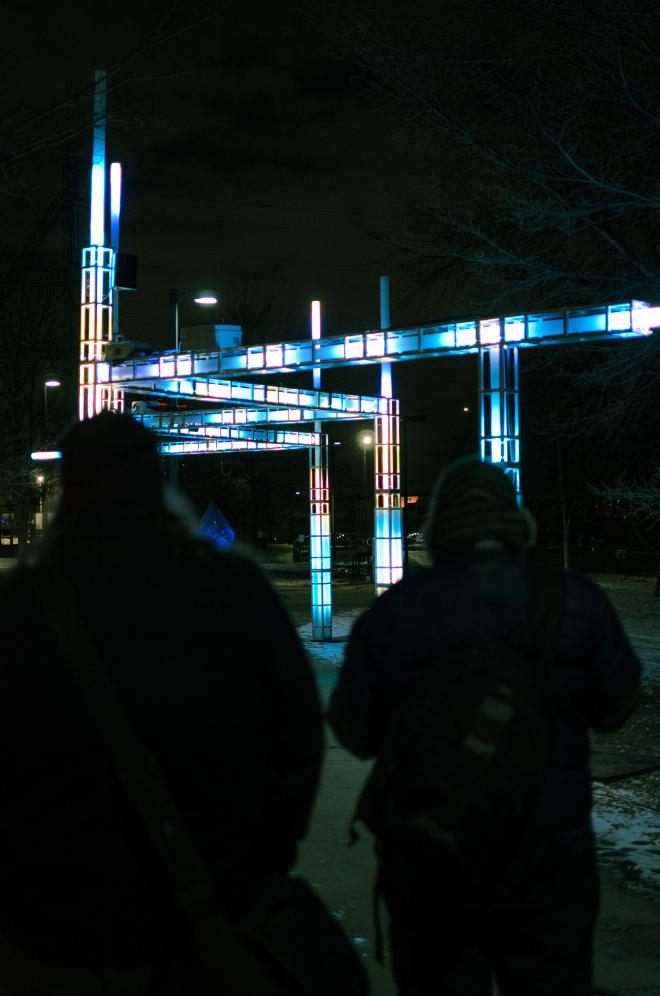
[309,434,332,640]
[479,344,521,499]
[374,398,403,595]
[110,162,122,338]
[309,301,332,639]
[373,276,402,595]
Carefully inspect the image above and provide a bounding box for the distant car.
[292,535,310,562]
[406,531,424,548]
[292,532,372,565]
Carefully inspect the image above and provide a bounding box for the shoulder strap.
[30,564,221,932]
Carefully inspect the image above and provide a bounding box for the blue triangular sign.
[197,500,235,549]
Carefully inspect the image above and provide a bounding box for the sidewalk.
[296,727,660,996]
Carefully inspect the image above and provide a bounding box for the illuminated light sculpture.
[81,79,660,640]
[96,295,658,639]
[79,70,123,420]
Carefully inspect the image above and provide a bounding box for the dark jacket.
[327,550,641,834]
[0,508,322,972]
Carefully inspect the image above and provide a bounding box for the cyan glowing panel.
[152,424,321,447]
[138,406,350,427]
[92,301,655,396]
[309,441,332,640]
[373,402,403,593]
[90,70,107,246]
[160,439,291,454]
[99,368,388,417]
[479,345,520,498]
[110,162,121,250]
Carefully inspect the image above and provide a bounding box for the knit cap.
[58,411,162,511]
[423,455,534,557]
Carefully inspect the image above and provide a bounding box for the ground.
[267,564,660,996]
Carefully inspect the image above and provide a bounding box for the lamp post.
[170,289,218,350]
[35,473,45,535]
[168,290,218,491]
[401,414,428,572]
[43,379,61,438]
[357,430,374,533]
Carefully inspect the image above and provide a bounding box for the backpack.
[352,565,564,863]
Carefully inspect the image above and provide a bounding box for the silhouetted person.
[328,456,641,996]
[0,412,323,993]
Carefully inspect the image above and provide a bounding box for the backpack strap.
[30,564,222,934]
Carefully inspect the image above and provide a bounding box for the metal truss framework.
[78,72,660,641]
[154,425,322,450]
[91,297,656,639]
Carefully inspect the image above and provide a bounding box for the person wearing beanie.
[328,454,641,996]
[0,412,323,992]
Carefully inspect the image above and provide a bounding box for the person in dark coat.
[0,412,323,993]
[327,455,641,996]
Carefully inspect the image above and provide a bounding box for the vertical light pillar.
[374,398,403,595]
[373,276,402,595]
[110,162,121,337]
[479,344,521,499]
[311,299,321,392]
[379,275,392,399]
[309,435,332,640]
[79,70,122,420]
[309,300,332,638]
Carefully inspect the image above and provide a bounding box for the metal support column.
[479,344,521,499]
[309,434,332,640]
[374,398,403,595]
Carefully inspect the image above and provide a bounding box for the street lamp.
[170,289,219,350]
[357,430,374,532]
[43,379,61,436]
[357,430,373,491]
[35,472,46,535]
[401,414,428,572]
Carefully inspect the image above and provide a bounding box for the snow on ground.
[593,782,660,897]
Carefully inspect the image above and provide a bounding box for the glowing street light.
[357,430,374,495]
[43,378,61,431]
[170,289,219,350]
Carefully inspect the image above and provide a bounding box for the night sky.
[2,0,481,497]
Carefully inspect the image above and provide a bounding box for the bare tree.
[320,0,660,310]
[0,281,66,547]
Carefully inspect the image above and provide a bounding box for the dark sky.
[2,0,478,490]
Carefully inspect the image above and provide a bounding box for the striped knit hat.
[423,455,535,557]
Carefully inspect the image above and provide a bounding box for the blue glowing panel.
[110,162,121,251]
[309,443,332,640]
[92,301,655,392]
[197,500,235,549]
[90,70,107,247]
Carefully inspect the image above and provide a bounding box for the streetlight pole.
[43,379,61,441]
[170,289,218,350]
[357,430,373,534]
[167,290,218,490]
[401,414,427,573]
